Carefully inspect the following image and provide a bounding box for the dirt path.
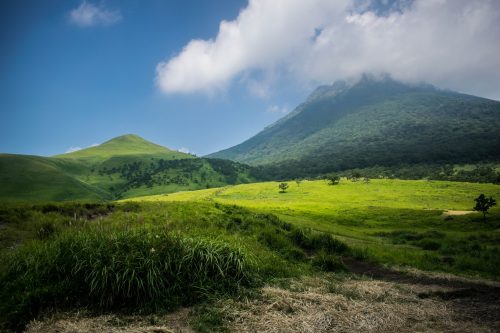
[442,210,477,216]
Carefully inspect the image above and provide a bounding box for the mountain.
[54,134,189,162]
[0,135,261,202]
[209,76,500,177]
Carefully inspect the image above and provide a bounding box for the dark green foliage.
[258,229,290,251]
[375,229,500,276]
[312,252,347,272]
[35,221,57,240]
[289,229,348,254]
[416,239,441,251]
[473,194,497,221]
[278,182,289,193]
[210,77,500,180]
[0,229,252,331]
[325,174,340,185]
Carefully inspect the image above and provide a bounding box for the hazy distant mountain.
[0,135,259,201]
[209,76,500,177]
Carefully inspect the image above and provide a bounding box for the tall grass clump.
[0,229,253,331]
[289,228,349,254]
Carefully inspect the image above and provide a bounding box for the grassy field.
[131,178,500,279]
[1,178,499,331]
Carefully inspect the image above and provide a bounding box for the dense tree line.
[97,158,261,197]
[258,162,500,184]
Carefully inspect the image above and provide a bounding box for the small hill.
[54,134,191,162]
[0,154,108,202]
[0,135,262,201]
[209,76,500,178]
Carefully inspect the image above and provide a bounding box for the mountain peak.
[306,74,439,104]
[54,134,192,161]
[209,77,500,174]
[102,134,148,145]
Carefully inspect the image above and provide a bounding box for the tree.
[325,175,340,185]
[279,182,289,193]
[295,179,302,187]
[473,194,496,222]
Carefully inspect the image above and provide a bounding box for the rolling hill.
[209,76,500,178]
[0,134,262,201]
[54,134,190,162]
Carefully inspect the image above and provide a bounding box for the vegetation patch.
[0,228,252,331]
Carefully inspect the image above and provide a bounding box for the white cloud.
[177,147,192,154]
[64,143,100,154]
[267,105,289,114]
[69,1,121,27]
[156,0,500,100]
[65,146,82,153]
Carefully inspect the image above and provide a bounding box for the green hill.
[54,134,190,162]
[0,154,107,202]
[0,135,262,201]
[209,76,500,178]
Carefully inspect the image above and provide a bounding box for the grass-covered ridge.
[0,135,265,201]
[133,178,500,278]
[0,201,352,331]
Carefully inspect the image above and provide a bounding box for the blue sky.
[0,0,305,156]
[1,0,499,156]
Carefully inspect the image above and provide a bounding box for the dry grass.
[224,274,499,333]
[25,309,195,333]
[23,270,500,333]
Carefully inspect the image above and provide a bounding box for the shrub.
[312,252,347,272]
[35,221,57,240]
[258,229,287,250]
[416,239,441,251]
[310,233,349,254]
[290,229,349,254]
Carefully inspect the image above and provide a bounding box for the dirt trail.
[442,210,477,216]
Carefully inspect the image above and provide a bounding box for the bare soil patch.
[442,210,477,216]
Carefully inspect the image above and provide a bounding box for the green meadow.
[1,178,499,331]
[132,178,500,278]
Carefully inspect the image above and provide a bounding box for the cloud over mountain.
[156,0,500,99]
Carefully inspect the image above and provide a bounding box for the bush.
[310,233,349,254]
[416,239,441,251]
[0,229,253,331]
[258,229,290,250]
[35,221,58,240]
[290,229,349,254]
[312,252,347,272]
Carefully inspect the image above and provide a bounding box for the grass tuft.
[0,229,253,331]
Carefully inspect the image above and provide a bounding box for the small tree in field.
[325,175,340,185]
[279,182,289,193]
[473,194,496,222]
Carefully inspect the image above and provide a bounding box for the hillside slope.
[209,76,500,176]
[0,135,262,201]
[0,154,108,201]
